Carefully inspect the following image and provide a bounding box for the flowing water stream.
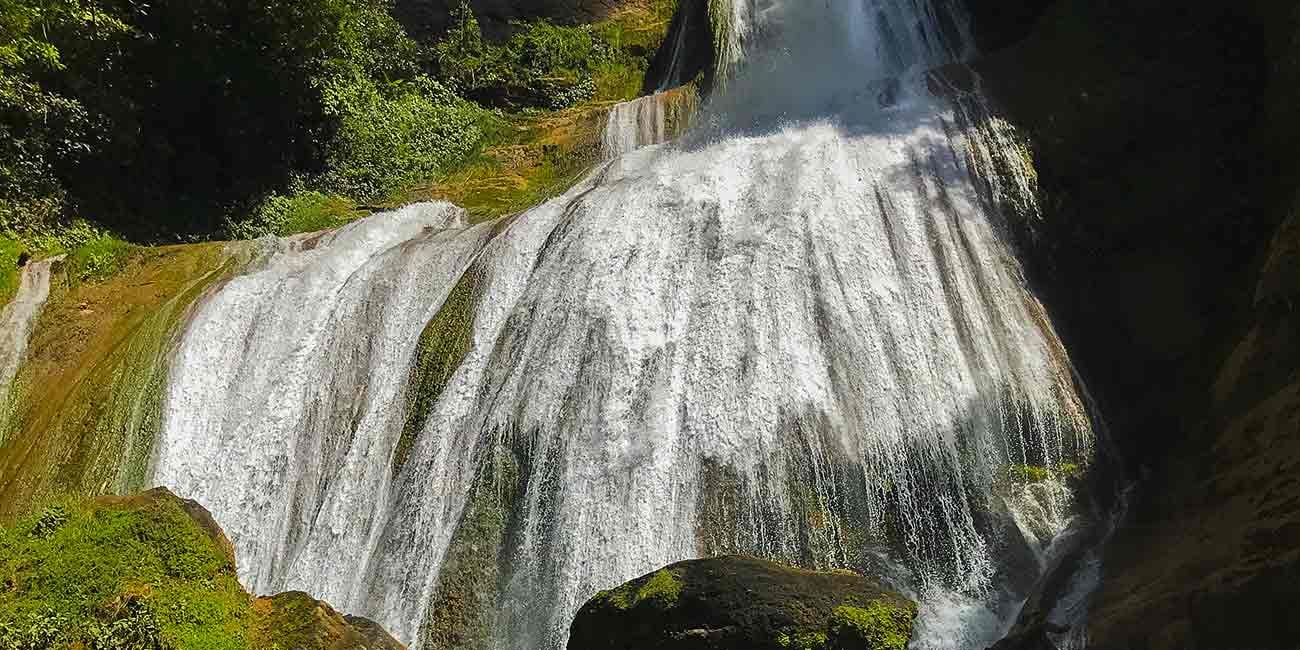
[153,1,1104,648]
[0,257,62,399]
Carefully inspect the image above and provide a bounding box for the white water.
[154,1,1097,648]
[601,94,670,159]
[0,257,62,396]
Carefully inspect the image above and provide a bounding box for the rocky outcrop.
[567,556,916,650]
[0,487,406,649]
[967,1,1300,648]
[256,591,407,650]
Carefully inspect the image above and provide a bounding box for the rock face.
[0,487,407,649]
[966,1,1300,648]
[566,556,917,650]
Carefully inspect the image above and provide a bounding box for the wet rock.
[567,555,916,650]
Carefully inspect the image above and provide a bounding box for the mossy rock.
[0,487,406,649]
[567,556,916,649]
[255,591,405,650]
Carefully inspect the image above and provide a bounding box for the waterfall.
[600,88,697,159]
[153,2,1100,649]
[602,95,668,159]
[0,257,62,399]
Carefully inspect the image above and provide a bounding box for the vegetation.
[0,494,253,648]
[229,192,365,241]
[0,490,405,649]
[594,569,683,611]
[1003,462,1085,485]
[827,601,916,650]
[0,0,682,248]
[776,629,829,650]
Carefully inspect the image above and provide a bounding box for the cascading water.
[153,1,1103,649]
[602,94,669,159]
[0,257,62,399]
[600,88,697,159]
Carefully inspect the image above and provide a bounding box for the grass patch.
[229,191,368,239]
[405,103,607,221]
[64,233,135,285]
[0,238,22,306]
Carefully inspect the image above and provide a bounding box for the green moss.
[828,601,916,650]
[1007,464,1053,483]
[419,448,521,649]
[1004,462,1087,485]
[395,268,482,476]
[0,494,253,649]
[596,568,683,612]
[411,105,604,222]
[634,569,682,608]
[777,628,829,649]
[0,243,232,515]
[256,591,333,649]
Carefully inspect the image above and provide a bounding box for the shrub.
[321,75,489,201]
[433,3,605,109]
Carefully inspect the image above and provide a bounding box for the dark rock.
[566,555,917,650]
[969,1,1300,648]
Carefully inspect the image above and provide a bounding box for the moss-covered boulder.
[566,556,916,650]
[0,487,405,649]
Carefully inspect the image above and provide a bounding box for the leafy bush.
[433,2,606,109]
[322,75,490,201]
[0,0,125,236]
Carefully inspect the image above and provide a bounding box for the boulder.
[567,555,916,650]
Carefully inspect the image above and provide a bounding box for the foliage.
[229,191,363,240]
[0,0,682,243]
[434,3,607,109]
[0,0,128,235]
[321,75,492,201]
[0,494,253,649]
[0,0,488,239]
